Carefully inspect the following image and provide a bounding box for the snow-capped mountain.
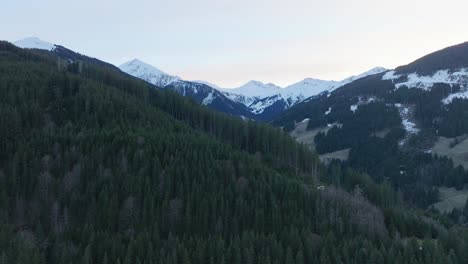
[14,37,56,51]
[119,59,180,88]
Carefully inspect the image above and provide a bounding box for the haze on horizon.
[3,0,468,87]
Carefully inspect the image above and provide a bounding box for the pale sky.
[3,0,468,87]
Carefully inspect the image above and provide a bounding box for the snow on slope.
[443,90,468,104]
[14,37,56,51]
[202,91,215,105]
[119,59,180,88]
[383,68,468,104]
[395,103,419,135]
[249,95,283,114]
[383,68,468,91]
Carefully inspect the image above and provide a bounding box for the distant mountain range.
[13,37,389,121]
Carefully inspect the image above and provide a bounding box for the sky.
[3,0,468,88]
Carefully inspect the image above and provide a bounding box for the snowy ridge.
[14,37,56,51]
[225,80,281,98]
[192,80,221,89]
[119,59,180,88]
[341,67,388,85]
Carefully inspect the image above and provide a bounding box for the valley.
[3,36,468,264]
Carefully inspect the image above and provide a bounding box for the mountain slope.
[273,40,468,212]
[1,40,467,263]
[395,41,468,75]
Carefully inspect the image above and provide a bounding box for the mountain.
[273,40,468,214]
[119,59,254,118]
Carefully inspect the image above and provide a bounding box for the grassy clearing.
[432,136,468,169]
[430,187,468,214]
[319,148,350,164]
[290,120,336,149]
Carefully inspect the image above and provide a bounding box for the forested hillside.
[1,41,468,264]
[273,41,468,222]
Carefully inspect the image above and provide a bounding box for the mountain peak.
[119,59,180,87]
[120,58,165,75]
[226,80,281,98]
[14,37,56,51]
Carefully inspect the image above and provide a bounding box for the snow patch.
[443,90,468,104]
[394,103,419,135]
[202,92,215,105]
[325,107,332,115]
[382,70,399,81]
[350,96,377,114]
